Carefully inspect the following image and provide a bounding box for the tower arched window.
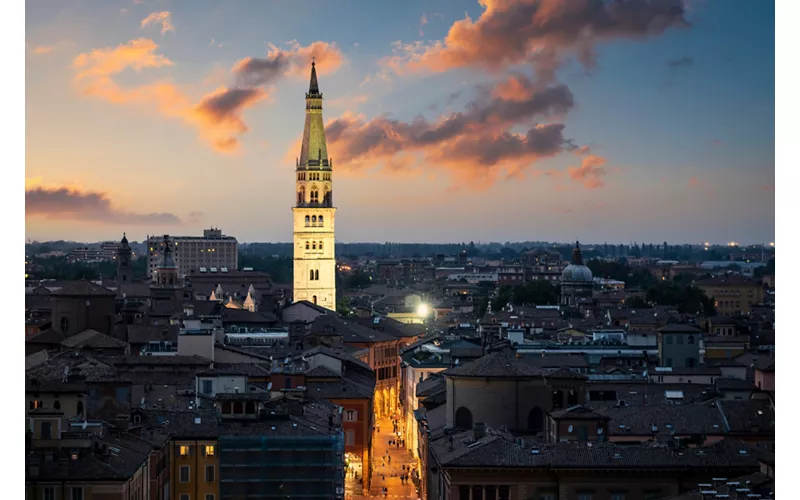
[305,242,310,250]
[77,401,84,417]
[305,215,310,227]
[312,242,317,250]
[319,241,323,251]
[310,269,315,281]
[312,216,317,226]
[53,400,61,410]
[318,215,324,225]
[314,270,319,280]
[297,190,303,205]
[310,190,319,203]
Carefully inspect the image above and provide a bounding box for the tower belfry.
[292,61,336,310]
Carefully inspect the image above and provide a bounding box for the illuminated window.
[179,445,190,457]
[205,445,215,456]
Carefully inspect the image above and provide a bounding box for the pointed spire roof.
[120,232,129,246]
[308,60,320,95]
[159,236,177,269]
[299,60,329,167]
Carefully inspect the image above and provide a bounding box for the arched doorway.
[455,407,473,430]
[313,295,318,304]
[527,407,544,433]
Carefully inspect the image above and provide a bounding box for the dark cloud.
[26,187,183,225]
[232,54,290,87]
[320,76,584,186]
[387,0,690,80]
[193,88,268,152]
[666,55,694,69]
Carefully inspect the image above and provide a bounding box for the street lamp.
[416,304,429,318]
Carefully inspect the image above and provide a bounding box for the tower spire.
[299,60,328,168]
[308,59,320,95]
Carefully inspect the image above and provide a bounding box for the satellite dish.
[597,428,604,435]
[568,425,574,433]
[267,382,273,391]
[455,359,460,365]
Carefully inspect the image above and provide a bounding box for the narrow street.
[346,415,420,500]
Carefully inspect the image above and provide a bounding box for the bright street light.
[417,304,429,317]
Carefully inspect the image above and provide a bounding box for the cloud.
[30,45,54,55]
[688,176,700,187]
[383,0,689,80]
[299,75,588,188]
[71,38,338,153]
[191,87,268,152]
[235,41,344,84]
[666,55,694,70]
[567,154,608,189]
[419,13,429,37]
[141,11,174,35]
[26,186,183,225]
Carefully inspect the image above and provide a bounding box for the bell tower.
[292,61,336,310]
[116,232,132,292]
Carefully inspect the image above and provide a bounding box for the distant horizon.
[25,238,775,248]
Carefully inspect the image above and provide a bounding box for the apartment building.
[147,228,238,278]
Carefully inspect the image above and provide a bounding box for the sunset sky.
[25,0,775,244]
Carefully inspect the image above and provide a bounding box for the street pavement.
[346,415,419,500]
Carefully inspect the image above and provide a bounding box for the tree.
[624,296,651,309]
[491,281,559,310]
[754,259,775,279]
[645,281,716,315]
[336,297,352,316]
[344,270,372,290]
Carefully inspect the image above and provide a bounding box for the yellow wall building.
[171,439,220,500]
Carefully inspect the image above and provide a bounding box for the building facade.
[147,228,238,279]
[292,62,337,311]
[695,275,765,315]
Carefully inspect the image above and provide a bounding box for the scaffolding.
[220,432,345,500]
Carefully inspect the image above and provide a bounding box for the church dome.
[561,264,593,282]
[561,241,593,283]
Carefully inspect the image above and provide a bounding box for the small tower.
[292,61,337,310]
[150,235,183,302]
[116,233,132,294]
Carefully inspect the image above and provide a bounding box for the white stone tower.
[292,61,336,310]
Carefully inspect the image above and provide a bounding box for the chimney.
[473,422,486,440]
